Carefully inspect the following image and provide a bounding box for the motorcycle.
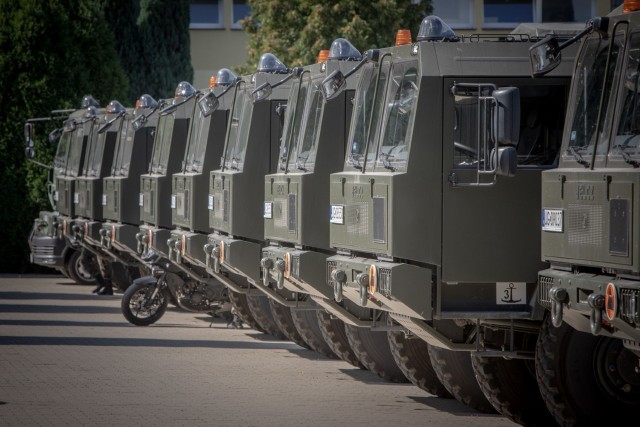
[121,250,231,326]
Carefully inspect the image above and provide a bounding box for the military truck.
[202,53,295,338]
[530,2,640,423]
[26,105,78,276]
[98,95,160,267]
[64,100,136,290]
[257,40,373,362]
[274,16,577,422]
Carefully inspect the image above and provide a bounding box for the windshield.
[223,88,253,171]
[374,60,419,171]
[150,113,175,174]
[563,33,623,165]
[112,118,135,176]
[608,32,640,164]
[278,76,309,171]
[68,124,91,177]
[293,75,325,172]
[184,109,210,173]
[346,62,389,170]
[85,129,106,177]
[54,130,72,175]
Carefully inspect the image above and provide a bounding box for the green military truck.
[531,3,640,424]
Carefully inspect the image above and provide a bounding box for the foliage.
[0,0,128,273]
[238,0,432,73]
[136,0,194,100]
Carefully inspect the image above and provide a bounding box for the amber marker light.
[284,252,291,278]
[209,75,217,88]
[395,29,412,46]
[317,49,330,63]
[369,265,377,295]
[624,0,640,12]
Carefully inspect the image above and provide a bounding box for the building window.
[232,0,251,29]
[483,0,597,29]
[190,0,223,29]
[432,0,474,29]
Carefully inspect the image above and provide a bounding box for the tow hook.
[587,293,605,335]
[355,273,369,306]
[275,259,286,289]
[260,257,273,287]
[99,228,107,247]
[331,269,346,302]
[136,232,147,254]
[173,239,182,264]
[212,246,221,273]
[72,224,82,240]
[167,238,176,261]
[203,243,214,268]
[549,287,568,327]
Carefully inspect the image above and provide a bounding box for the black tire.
[66,249,98,286]
[316,310,364,368]
[121,282,168,326]
[345,324,408,383]
[472,354,556,426]
[228,291,264,332]
[535,315,640,425]
[246,294,287,340]
[427,345,496,413]
[268,299,310,349]
[388,330,452,397]
[291,307,337,359]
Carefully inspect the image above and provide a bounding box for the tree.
[0,0,128,273]
[239,0,432,73]
[137,0,193,100]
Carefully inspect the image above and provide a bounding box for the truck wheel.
[316,310,364,368]
[291,307,337,359]
[388,330,451,397]
[228,291,264,332]
[246,294,287,340]
[472,353,555,425]
[268,299,310,349]
[66,249,97,286]
[535,315,640,425]
[345,324,408,383]
[427,345,496,413]
[121,282,168,326]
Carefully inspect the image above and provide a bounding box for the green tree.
[239,0,432,73]
[0,0,128,273]
[137,0,193,99]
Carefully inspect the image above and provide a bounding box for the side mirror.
[198,91,219,117]
[493,87,520,146]
[251,82,272,103]
[491,147,517,177]
[529,35,561,77]
[25,147,36,159]
[321,69,346,101]
[24,123,34,147]
[48,127,63,143]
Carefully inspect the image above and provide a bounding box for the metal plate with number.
[330,205,344,224]
[541,208,563,232]
[263,202,272,219]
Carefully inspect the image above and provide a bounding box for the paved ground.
[0,276,516,426]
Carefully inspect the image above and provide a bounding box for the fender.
[132,275,158,287]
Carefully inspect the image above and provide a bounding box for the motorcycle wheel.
[121,282,168,326]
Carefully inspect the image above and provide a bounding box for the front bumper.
[261,246,330,299]
[28,230,67,269]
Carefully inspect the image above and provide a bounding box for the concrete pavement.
[0,276,516,426]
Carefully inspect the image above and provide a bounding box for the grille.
[620,288,639,324]
[32,245,55,256]
[378,267,392,297]
[327,261,337,287]
[537,275,554,308]
[346,202,369,236]
[567,204,602,245]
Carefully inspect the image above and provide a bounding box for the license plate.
[263,202,272,219]
[208,195,214,211]
[330,205,344,224]
[101,194,107,206]
[170,195,176,209]
[542,208,563,232]
[139,193,144,207]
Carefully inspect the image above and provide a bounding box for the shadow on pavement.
[0,291,115,301]
[406,395,504,417]
[0,304,122,314]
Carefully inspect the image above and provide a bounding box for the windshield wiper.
[348,153,363,170]
[296,153,309,171]
[229,157,240,170]
[613,145,640,168]
[379,152,396,171]
[568,146,590,168]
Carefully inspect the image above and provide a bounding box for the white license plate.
[330,205,344,224]
[101,194,107,206]
[263,202,272,219]
[170,195,176,209]
[73,192,78,204]
[139,193,144,207]
[208,195,214,211]
[542,208,563,232]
